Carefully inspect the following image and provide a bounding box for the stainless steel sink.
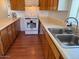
[55,34,79,48]
[48,28,64,34]
[48,28,79,48]
[48,28,73,35]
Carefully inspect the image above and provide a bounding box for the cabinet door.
[45,31,60,59]
[48,46,55,59]
[42,25,60,59]
[40,24,49,59]
[39,0,58,10]
[43,37,49,59]
[53,0,58,10]
[0,33,2,55]
[10,0,25,11]
[40,23,63,59]
[50,40,60,59]
[0,28,9,55]
[48,0,58,10]
[48,0,51,10]
[59,55,64,59]
[39,0,48,10]
[12,23,16,41]
[7,25,13,44]
[15,20,20,36]
[39,0,44,10]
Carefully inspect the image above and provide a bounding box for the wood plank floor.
[0,32,44,59]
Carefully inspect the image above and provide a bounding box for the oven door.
[25,20,38,31]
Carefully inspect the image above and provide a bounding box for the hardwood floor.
[0,32,44,59]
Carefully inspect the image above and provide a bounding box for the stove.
[24,17,39,34]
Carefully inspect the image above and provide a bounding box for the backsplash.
[25,0,39,6]
[48,11,68,20]
[25,7,39,18]
[8,7,49,18]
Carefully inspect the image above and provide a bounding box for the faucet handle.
[66,20,72,27]
[68,22,72,27]
[66,23,72,27]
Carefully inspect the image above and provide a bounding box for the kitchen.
[0,0,79,59]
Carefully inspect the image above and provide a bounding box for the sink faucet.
[65,17,78,34]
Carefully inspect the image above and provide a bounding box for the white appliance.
[24,18,39,34]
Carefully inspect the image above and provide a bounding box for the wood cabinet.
[12,23,16,40]
[48,46,55,59]
[7,25,13,45]
[39,0,58,10]
[41,25,49,59]
[0,19,20,55]
[53,0,58,10]
[44,28,60,59]
[0,28,9,55]
[39,23,64,59]
[48,0,58,10]
[10,0,25,11]
[15,19,20,36]
[39,24,50,59]
[39,0,48,10]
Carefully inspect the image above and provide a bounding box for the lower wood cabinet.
[48,46,55,59]
[15,19,20,36]
[0,19,20,55]
[39,23,49,59]
[12,23,16,40]
[39,23,64,59]
[0,28,9,55]
[7,25,13,45]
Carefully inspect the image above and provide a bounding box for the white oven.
[24,18,39,34]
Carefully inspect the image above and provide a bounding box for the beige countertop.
[0,18,19,31]
[39,16,65,27]
[39,16,79,59]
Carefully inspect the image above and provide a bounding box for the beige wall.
[0,0,8,19]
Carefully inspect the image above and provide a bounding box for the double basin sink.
[48,28,79,48]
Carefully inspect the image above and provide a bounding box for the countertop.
[0,18,19,31]
[39,16,79,59]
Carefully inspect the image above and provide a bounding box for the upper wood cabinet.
[53,0,58,10]
[39,0,46,10]
[10,0,25,11]
[39,0,58,10]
